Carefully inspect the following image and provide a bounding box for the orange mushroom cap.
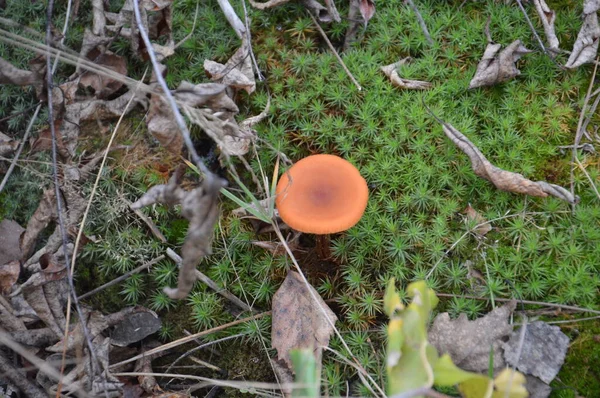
[275,154,369,234]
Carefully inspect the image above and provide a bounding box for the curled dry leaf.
[0,261,20,295]
[469,40,531,89]
[438,121,578,204]
[131,170,226,299]
[358,0,376,24]
[463,205,491,237]
[20,189,59,261]
[0,132,19,156]
[77,52,128,99]
[0,219,24,266]
[565,6,600,69]
[0,57,44,87]
[249,0,340,23]
[204,39,256,94]
[429,300,516,372]
[584,0,600,16]
[381,58,432,90]
[271,270,337,368]
[533,0,559,54]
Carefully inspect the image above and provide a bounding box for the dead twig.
[79,255,165,300]
[122,195,167,243]
[165,248,255,312]
[404,0,433,46]
[307,12,362,91]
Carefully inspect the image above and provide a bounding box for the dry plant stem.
[132,0,213,182]
[122,195,167,242]
[174,1,200,49]
[109,311,270,369]
[515,0,560,64]
[436,293,600,315]
[571,56,599,206]
[241,0,264,81]
[79,255,165,300]
[57,71,143,395]
[164,333,243,375]
[216,0,246,39]
[46,0,102,390]
[574,157,600,201]
[506,315,528,397]
[272,223,386,398]
[542,315,600,324]
[404,0,433,46]
[165,248,254,312]
[113,372,293,392]
[307,12,362,91]
[0,352,46,398]
[0,332,90,398]
[0,0,72,194]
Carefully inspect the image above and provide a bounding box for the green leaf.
[290,349,320,398]
[433,354,483,387]
[383,278,404,317]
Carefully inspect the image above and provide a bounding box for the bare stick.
[216,0,246,39]
[571,57,599,207]
[307,12,362,91]
[175,1,200,49]
[405,0,433,46]
[165,333,243,374]
[436,293,600,315]
[79,255,165,300]
[166,248,254,313]
[109,311,270,369]
[574,156,600,201]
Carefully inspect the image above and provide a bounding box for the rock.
[110,311,161,347]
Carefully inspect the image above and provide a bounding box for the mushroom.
[275,154,369,258]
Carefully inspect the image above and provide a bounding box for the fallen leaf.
[20,189,59,261]
[358,0,375,24]
[437,121,578,204]
[533,0,559,54]
[0,132,19,156]
[0,261,20,295]
[0,57,44,86]
[111,311,162,347]
[0,219,24,266]
[584,0,600,16]
[271,270,337,368]
[503,321,569,384]
[464,205,492,237]
[147,82,184,154]
[469,40,531,89]
[429,300,516,372]
[204,39,255,94]
[78,52,127,98]
[29,120,68,157]
[381,58,432,90]
[565,8,600,69]
[249,0,340,23]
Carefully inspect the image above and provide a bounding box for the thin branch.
[216,0,246,39]
[307,12,362,91]
[79,255,165,300]
[164,333,244,374]
[122,195,167,243]
[515,0,561,64]
[165,248,255,312]
[574,156,600,201]
[108,311,270,369]
[436,293,600,315]
[405,0,433,46]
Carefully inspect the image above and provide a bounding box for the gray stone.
[110,311,161,347]
[525,375,552,398]
[503,321,569,384]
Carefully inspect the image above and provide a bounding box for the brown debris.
[463,205,492,237]
[271,270,337,368]
[381,58,433,90]
[0,261,20,295]
[533,0,559,54]
[131,169,226,299]
[565,3,600,69]
[249,0,340,23]
[439,121,578,204]
[469,40,531,89]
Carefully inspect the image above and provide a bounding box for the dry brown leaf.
[381,58,432,90]
[438,121,578,204]
[0,219,24,266]
[249,0,340,22]
[469,40,531,89]
[147,84,184,154]
[0,132,19,156]
[0,57,44,86]
[20,189,59,261]
[78,52,127,99]
[131,169,226,299]
[463,205,492,237]
[29,121,68,157]
[271,270,337,368]
[0,261,20,295]
[565,7,600,69]
[359,0,375,24]
[429,300,516,372]
[204,39,255,94]
[533,0,559,54]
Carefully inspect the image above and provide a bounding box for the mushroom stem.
[315,234,331,260]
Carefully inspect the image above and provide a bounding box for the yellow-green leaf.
[492,368,528,398]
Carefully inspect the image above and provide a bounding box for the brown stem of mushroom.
[316,234,331,260]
